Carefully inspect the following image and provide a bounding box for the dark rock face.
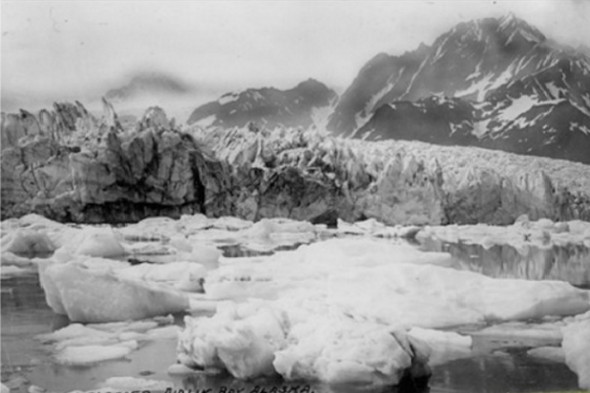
[1,102,217,223]
[327,14,590,164]
[187,79,337,130]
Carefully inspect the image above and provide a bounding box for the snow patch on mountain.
[218,93,239,105]
[497,96,539,122]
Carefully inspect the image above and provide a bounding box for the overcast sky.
[2,0,589,110]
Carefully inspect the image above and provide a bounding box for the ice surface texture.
[2,101,590,224]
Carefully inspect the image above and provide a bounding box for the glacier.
[2,102,590,225]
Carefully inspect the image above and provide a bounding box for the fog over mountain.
[2,1,589,113]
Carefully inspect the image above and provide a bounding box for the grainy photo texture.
[1,1,590,393]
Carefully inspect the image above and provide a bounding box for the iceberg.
[562,315,590,389]
[40,263,189,322]
[55,341,138,365]
[0,228,55,256]
[74,228,126,258]
[178,302,287,379]
[526,346,565,363]
[179,236,590,387]
[407,327,473,366]
[178,302,428,386]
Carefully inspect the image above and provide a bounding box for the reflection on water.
[429,352,579,393]
[420,238,590,288]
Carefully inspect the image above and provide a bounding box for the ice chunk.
[1,251,35,267]
[118,261,206,292]
[75,228,126,258]
[206,238,589,330]
[178,303,287,379]
[168,363,202,375]
[471,321,563,347]
[407,327,472,366]
[274,318,417,386]
[37,323,111,344]
[55,341,137,365]
[210,216,253,231]
[241,218,317,252]
[178,302,427,386]
[189,244,222,267]
[562,317,590,389]
[1,229,55,255]
[100,376,171,391]
[527,346,565,363]
[41,263,189,322]
[0,265,34,277]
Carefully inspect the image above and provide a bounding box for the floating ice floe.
[417,217,590,252]
[407,327,473,366]
[0,264,35,277]
[39,263,189,322]
[65,376,172,393]
[99,377,171,392]
[336,218,421,239]
[239,218,318,252]
[179,237,590,387]
[56,341,138,365]
[178,301,429,386]
[562,313,590,389]
[118,261,207,292]
[0,251,36,267]
[74,228,126,258]
[38,316,177,366]
[526,346,565,363]
[0,228,55,256]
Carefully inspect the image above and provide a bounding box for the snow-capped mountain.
[187,79,337,130]
[328,14,590,164]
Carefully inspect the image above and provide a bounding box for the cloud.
[2,0,588,111]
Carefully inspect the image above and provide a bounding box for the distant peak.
[495,13,545,43]
[294,78,328,90]
[499,12,517,25]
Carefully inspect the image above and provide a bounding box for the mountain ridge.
[324,14,590,164]
[187,78,337,130]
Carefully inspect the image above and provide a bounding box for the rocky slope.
[187,79,336,130]
[327,14,590,164]
[2,102,589,224]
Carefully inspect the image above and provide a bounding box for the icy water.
[1,240,586,393]
[420,238,590,288]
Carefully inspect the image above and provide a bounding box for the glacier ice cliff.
[1,101,589,225]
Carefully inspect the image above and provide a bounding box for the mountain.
[327,14,590,164]
[105,72,193,102]
[187,79,337,130]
